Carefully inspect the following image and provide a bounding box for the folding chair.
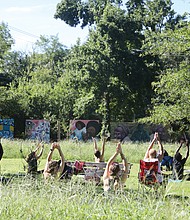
[138,159,161,187]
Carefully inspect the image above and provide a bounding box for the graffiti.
[130,124,150,142]
[113,123,131,142]
[70,120,100,141]
[111,122,169,142]
[0,118,14,138]
[25,120,50,143]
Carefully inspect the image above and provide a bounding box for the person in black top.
[172,138,189,180]
[160,149,173,171]
[25,142,44,174]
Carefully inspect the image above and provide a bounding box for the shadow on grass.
[165,194,190,200]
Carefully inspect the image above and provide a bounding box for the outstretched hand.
[39,142,44,148]
[116,142,122,154]
[153,132,160,141]
[51,142,58,150]
[186,139,189,146]
[54,142,60,150]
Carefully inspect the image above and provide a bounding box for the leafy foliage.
[1,2,190,138]
[143,23,190,134]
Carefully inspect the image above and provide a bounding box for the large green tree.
[55,3,157,135]
[54,0,182,127]
[143,23,190,135]
[0,22,14,86]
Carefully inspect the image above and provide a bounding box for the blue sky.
[0,0,189,52]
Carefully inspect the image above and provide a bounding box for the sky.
[0,0,190,53]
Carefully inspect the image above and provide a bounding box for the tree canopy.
[0,1,190,138]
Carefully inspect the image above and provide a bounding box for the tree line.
[0,0,189,139]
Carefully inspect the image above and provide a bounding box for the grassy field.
[0,139,190,219]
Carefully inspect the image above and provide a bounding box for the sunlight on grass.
[1,139,190,219]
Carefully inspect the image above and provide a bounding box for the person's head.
[114,125,129,141]
[149,149,157,159]
[109,162,120,176]
[179,137,185,143]
[47,160,61,175]
[175,152,182,161]
[75,121,85,130]
[26,151,36,163]
[86,121,100,138]
[94,150,101,159]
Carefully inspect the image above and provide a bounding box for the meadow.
[0,139,190,220]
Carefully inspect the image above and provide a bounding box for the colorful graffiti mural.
[25,120,50,143]
[70,120,100,141]
[0,118,14,138]
[111,122,169,142]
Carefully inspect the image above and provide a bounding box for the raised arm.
[34,142,41,153]
[44,143,56,173]
[57,144,65,173]
[92,137,98,152]
[156,133,164,161]
[185,140,189,161]
[144,133,157,159]
[103,146,119,178]
[101,137,106,157]
[175,139,184,155]
[120,148,128,173]
[46,143,56,162]
[119,144,129,183]
[56,143,65,174]
[36,142,44,160]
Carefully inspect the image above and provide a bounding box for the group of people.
[21,141,65,180]
[0,132,189,192]
[144,132,189,182]
[93,137,129,191]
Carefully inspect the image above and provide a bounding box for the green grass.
[0,139,190,219]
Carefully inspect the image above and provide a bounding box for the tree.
[54,0,123,28]
[54,0,184,135]
[144,23,190,135]
[0,35,69,137]
[0,22,13,56]
[31,35,68,77]
[0,22,14,86]
[57,3,157,136]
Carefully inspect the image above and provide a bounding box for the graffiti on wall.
[25,120,50,143]
[0,119,14,138]
[111,122,169,142]
[70,120,100,141]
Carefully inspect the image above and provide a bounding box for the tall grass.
[0,176,190,220]
[1,139,190,219]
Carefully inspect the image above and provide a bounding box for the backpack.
[73,160,85,175]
